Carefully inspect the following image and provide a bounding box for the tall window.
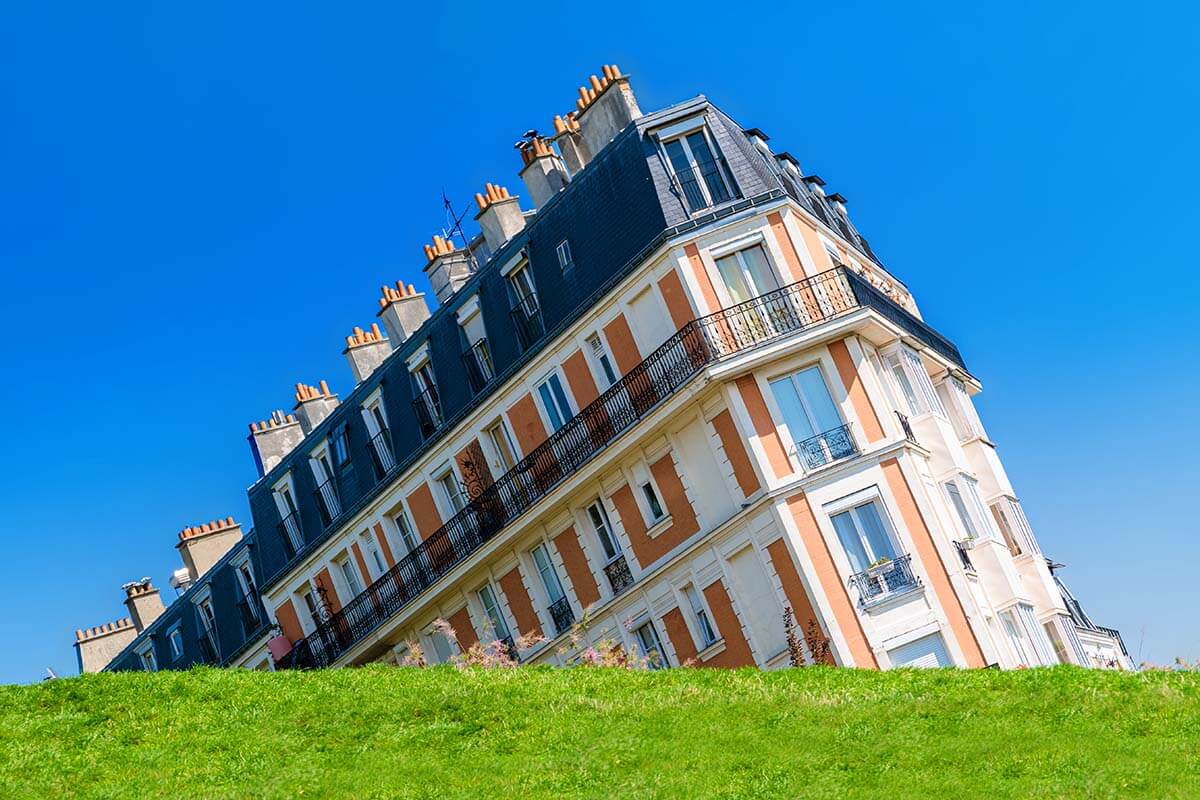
[274,478,304,557]
[478,583,510,640]
[990,497,1040,555]
[362,397,395,474]
[768,366,853,467]
[508,261,537,304]
[943,476,994,542]
[830,499,898,574]
[640,481,665,522]
[338,558,363,597]
[586,333,618,388]
[884,347,945,418]
[168,627,184,662]
[235,561,260,626]
[301,589,322,628]
[310,447,341,521]
[937,377,986,441]
[536,372,573,432]
[556,239,573,271]
[363,532,386,575]
[587,500,620,562]
[684,584,717,647]
[390,509,419,555]
[330,424,351,471]
[634,620,668,669]
[663,127,734,212]
[508,261,543,351]
[138,646,157,672]
[531,543,566,605]
[486,420,518,473]
[714,244,778,304]
[435,468,468,516]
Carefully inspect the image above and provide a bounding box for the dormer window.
[409,351,442,439]
[361,391,395,478]
[309,444,342,526]
[273,475,304,559]
[556,239,573,271]
[659,122,737,213]
[506,260,543,351]
[457,295,494,395]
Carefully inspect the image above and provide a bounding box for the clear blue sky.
[1,2,1196,684]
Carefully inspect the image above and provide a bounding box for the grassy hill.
[1,665,1197,799]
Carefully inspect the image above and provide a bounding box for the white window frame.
[388,505,420,556]
[585,499,622,563]
[530,542,567,607]
[507,259,537,302]
[764,362,849,468]
[710,242,782,306]
[990,496,1040,555]
[298,584,323,632]
[484,417,520,472]
[477,582,511,641]
[194,591,219,659]
[882,345,945,419]
[629,462,668,527]
[659,123,734,211]
[937,376,986,441]
[167,625,184,662]
[556,239,573,271]
[309,444,341,518]
[535,369,575,433]
[433,463,468,518]
[827,492,903,572]
[632,617,669,669]
[136,641,157,672]
[424,622,456,664]
[336,554,364,598]
[361,530,387,578]
[942,474,996,543]
[585,332,619,389]
[232,556,261,626]
[682,582,718,648]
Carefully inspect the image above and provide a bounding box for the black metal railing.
[498,635,518,661]
[510,293,544,352]
[197,632,220,664]
[796,423,857,470]
[548,597,575,636]
[1097,626,1130,658]
[462,338,494,395]
[368,429,395,479]
[848,554,920,608]
[896,411,917,444]
[603,555,634,596]
[313,479,341,527]
[676,157,740,214]
[277,268,964,668]
[278,511,303,560]
[954,541,976,573]
[236,593,263,633]
[412,386,442,439]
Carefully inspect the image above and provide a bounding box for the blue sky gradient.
[1,2,1197,683]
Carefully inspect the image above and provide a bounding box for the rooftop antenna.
[440,188,480,273]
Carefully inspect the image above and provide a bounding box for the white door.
[888,633,951,668]
[726,546,785,661]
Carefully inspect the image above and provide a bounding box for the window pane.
[641,483,665,520]
[538,383,565,431]
[716,253,754,303]
[945,481,978,538]
[588,503,618,560]
[738,245,777,296]
[795,367,842,433]
[685,131,715,164]
[769,376,817,442]
[854,502,896,562]
[479,585,509,638]
[532,545,565,602]
[664,138,691,172]
[831,510,870,573]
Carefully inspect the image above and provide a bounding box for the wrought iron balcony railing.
[603,554,635,596]
[277,267,964,669]
[848,554,920,608]
[896,411,917,444]
[236,593,263,633]
[954,541,976,573]
[197,631,220,664]
[278,511,304,560]
[368,428,395,479]
[412,386,442,439]
[675,157,740,214]
[313,479,341,527]
[510,292,544,352]
[795,423,857,470]
[462,338,495,395]
[548,597,575,636]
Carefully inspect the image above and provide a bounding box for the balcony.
[197,631,220,665]
[278,511,304,560]
[236,593,263,634]
[277,268,964,669]
[368,429,395,479]
[848,554,921,608]
[795,423,857,470]
[548,597,575,636]
[676,157,740,214]
[462,338,494,395]
[313,479,341,528]
[603,554,635,596]
[896,411,917,444]
[954,541,976,574]
[412,386,443,439]
[510,293,544,352]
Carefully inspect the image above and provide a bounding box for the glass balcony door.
[768,367,854,468]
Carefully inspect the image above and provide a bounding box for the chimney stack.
[170,566,193,595]
[248,410,304,477]
[74,618,137,673]
[293,380,339,433]
[177,516,244,584]
[122,578,166,632]
[552,112,591,174]
[421,234,477,304]
[344,322,392,384]
[473,183,526,253]
[573,65,641,161]
[518,137,570,210]
[377,280,431,344]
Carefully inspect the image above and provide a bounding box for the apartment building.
[81,65,1131,674]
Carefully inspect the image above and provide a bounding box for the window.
[197,596,219,660]
[990,497,1040,555]
[273,478,303,557]
[338,558,363,597]
[330,424,351,470]
[428,626,454,663]
[640,481,666,522]
[310,447,342,522]
[508,260,537,303]
[586,500,620,562]
[168,627,184,661]
[768,366,853,468]
[684,584,717,647]
[435,467,468,516]
[830,499,898,574]
[937,377,986,441]
[363,532,386,575]
[1001,610,1033,666]
[486,419,518,472]
[714,244,779,304]
[586,333,618,388]
[301,588,323,628]
[822,239,842,267]
[662,127,734,212]
[556,239,573,271]
[478,583,510,640]
[361,397,395,474]
[508,261,543,350]
[137,645,157,672]
[411,361,442,433]
[633,620,668,669]
[390,508,419,555]
[459,303,493,394]
[235,561,260,626]
[943,475,994,542]
[531,543,566,605]
[884,347,945,418]
[536,372,573,432]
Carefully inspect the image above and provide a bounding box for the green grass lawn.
[1,665,1197,799]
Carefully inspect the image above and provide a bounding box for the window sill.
[696,638,726,662]
[860,583,924,613]
[645,515,674,539]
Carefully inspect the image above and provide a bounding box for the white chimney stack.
[421,235,477,304]
[473,183,526,253]
[377,280,431,344]
[518,137,570,209]
[293,380,339,434]
[248,410,304,477]
[344,322,392,384]
[574,64,641,160]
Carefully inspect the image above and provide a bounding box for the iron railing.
[1096,626,1130,658]
[848,554,920,608]
[603,555,635,596]
[510,293,544,352]
[368,429,395,479]
[462,338,495,395]
[548,597,575,636]
[675,157,739,214]
[197,631,220,664]
[954,541,976,573]
[278,511,303,560]
[277,267,963,668]
[412,386,442,439]
[236,593,263,633]
[896,411,917,444]
[313,479,341,527]
[796,423,857,470]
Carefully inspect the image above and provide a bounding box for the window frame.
[530,542,567,606]
[826,491,902,574]
[535,370,575,433]
[682,583,718,648]
[336,555,364,598]
[477,582,511,641]
[433,463,468,518]
[388,505,420,556]
[659,124,735,212]
[556,239,573,271]
[632,619,669,669]
[585,499,621,563]
[585,332,619,388]
[484,418,519,472]
[166,624,184,662]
